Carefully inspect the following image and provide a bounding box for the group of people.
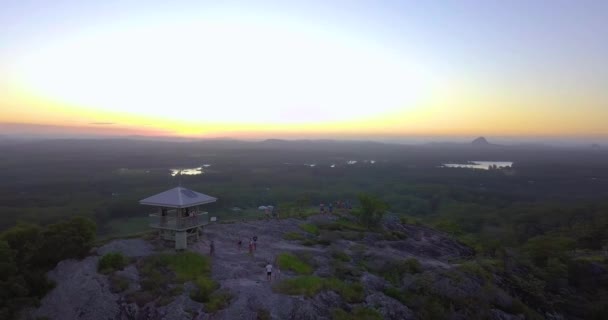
[319,200,351,214]
[263,206,280,219]
[236,235,258,254]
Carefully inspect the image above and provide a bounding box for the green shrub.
[331,251,351,262]
[338,231,365,241]
[256,308,271,320]
[190,277,220,303]
[376,258,422,284]
[273,276,325,297]
[275,276,364,302]
[157,252,211,280]
[205,290,233,312]
[383,230,408,240]
[277,253,313,274]
[383,286,407,304]
[357,194,389,229]
[98,252,127,274]
[331,260,362,280]
[404,258,422,274]
[332,307,383,320]
[319,218,367,232]
[325,278,365,303]
[283,232,305,240]
[458,261,491,281]
[418,298,448,320]
[299,223,320,235]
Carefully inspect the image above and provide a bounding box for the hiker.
[265,262,273,281]
[253,235,258,250]
[209,240,215,256]
[248,238,254,254]
[237,238,242,250]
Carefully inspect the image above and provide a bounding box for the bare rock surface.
[31,256,120,320]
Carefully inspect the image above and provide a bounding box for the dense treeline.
[0,217,96,319]
[410,199,608,319]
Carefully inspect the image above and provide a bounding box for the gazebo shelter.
[139,186,217,250]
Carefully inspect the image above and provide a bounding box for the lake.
[170,167,203,176]
[442,161,513,170]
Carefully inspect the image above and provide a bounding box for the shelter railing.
[149,212,209,230]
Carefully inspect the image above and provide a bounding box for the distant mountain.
[471,137,491,147]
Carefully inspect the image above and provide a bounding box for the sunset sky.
[1,0,607,140]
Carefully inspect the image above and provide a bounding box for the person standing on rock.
[209,240,215,256]
[265,262,273,281]
[237,237,242,251]
[253,235,258,251]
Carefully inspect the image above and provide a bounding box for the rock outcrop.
[29,216,528,320]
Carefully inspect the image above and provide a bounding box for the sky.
[0,0,607,140]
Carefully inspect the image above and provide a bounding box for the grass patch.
[283,232,305,240]
[299,223,320,235]
[458,261,492,282]
[205,290,233,312]
[98,252,127,274]
[190,277,220,303]
[331,250,351,262]
[325,278,365,303]
[375,258,422,285]
[274,275,325,297]
[338,231,365,241]
[137,252,227,308]
[383,286,407,304]
[155,252,211,281]
[319,218,367,232]
[274,276,364,302]
[277,253,314,274]
[331,307,383,320]
[382,230,408,241]
[331,258,362,281]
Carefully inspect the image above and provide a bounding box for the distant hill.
[471,136,491,146]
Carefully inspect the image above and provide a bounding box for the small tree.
[357,194,389,229]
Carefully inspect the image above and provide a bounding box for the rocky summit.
[28,214,536,320]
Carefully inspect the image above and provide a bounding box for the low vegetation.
[372,258,422,285]
[283,232,305,240]
[135,252,230,311]
[205,290,233,312]
[98,252,127,274]
[273,276,364,302]
[331,307,383,320]
[299,223,320,235]
[277,253,314,275]
[0,217,96,320]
